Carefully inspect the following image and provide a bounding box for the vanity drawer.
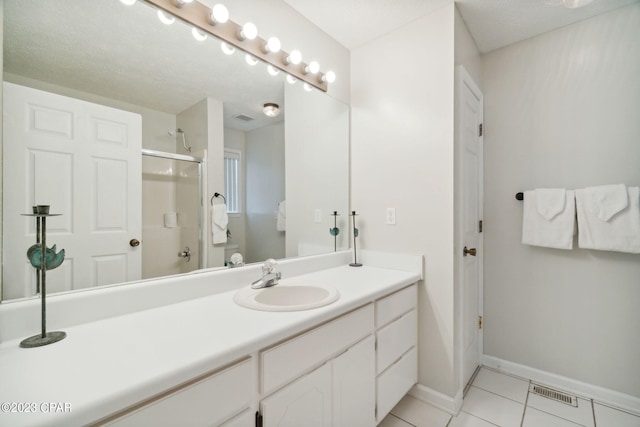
[376,309,417,375]
[376,347,418,423]
[375,284,417,328]
[105,358,252,427]
[261,304,374,394]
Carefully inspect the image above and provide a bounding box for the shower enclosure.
[141,149,205,279]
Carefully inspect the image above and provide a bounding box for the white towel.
[211,203,228,245]
[522,188,575,250]
[576,185,640,253]
[276,200,286,231]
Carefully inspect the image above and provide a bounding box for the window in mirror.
[224,149,242,215]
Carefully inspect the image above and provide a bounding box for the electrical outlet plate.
[386,208,396,225]
[314,209,322,223]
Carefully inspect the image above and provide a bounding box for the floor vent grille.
[529,383,578,407]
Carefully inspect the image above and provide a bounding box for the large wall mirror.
[1,0,350,302]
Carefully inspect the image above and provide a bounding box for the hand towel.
[522,188,575,250]
[585,184,628,221]
[276,200,286,232]
[576,185,640,253]
[211,203,228,245]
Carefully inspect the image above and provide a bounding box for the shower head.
[168,128,192,152]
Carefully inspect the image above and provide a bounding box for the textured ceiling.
[284,0,640,53]
[4,0,285,131]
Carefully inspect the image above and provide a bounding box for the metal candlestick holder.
[20,205,66,348]
[349,211,362,267]
[329,211,340,252]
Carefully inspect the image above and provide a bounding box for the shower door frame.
[141,149,206,270]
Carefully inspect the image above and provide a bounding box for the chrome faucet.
[251,258,281,289]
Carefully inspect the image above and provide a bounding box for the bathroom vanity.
[0,251,421,426]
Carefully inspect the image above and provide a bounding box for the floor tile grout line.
[459,409,503,427]
[469,384,528,406]
[388,412,418,427]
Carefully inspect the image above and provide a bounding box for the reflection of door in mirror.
[3,83,142,299]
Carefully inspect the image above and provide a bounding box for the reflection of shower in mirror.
[168,128,192,152]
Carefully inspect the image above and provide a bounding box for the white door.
[457,68,484,387]
[261,363,332,427]
[3,82,142,299]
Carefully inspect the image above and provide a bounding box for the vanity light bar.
[142,0,329,92]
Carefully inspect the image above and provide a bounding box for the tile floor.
[380,367,640,427]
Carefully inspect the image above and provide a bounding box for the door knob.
[129,239,140,247]
[463,246,477,257]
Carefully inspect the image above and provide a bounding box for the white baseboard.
[482,355,640,415]
[409,383,463,415]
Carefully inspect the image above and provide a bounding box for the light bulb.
[173,0,194,6]
[286,75,297,84]
[267,65,280,76]
[245,54,258,66]
[321,70,336,83]
[192,28,207,42]
[285,50,302,65]
[304,61,320,75]
[221,41,235,55]
[303,83,313,92]
[263,103,280,118]
[120,0,136,5]
[209,4,229,25]
[157,10,175,25]
[239,22,258,41]
[264,37,281,54]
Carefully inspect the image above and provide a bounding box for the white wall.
[285,84,350,258]
[351,4,457,397]
[482,4,640,398]
[454,7,482,88]
[245,122,285,263]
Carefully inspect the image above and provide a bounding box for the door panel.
[3,82,142,299]
[459,69,484,387]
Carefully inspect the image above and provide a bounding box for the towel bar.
[211,192,226,205]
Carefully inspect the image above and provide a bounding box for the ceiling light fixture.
[143,0,330,91]
[120,0,137,6]
[562,0,593,8]
[209,4,229,24]
[263,103,280,118]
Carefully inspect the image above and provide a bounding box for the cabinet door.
[332,335,375,427]
[261,363,332,427]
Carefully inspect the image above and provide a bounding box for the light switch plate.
[386,208,396,225]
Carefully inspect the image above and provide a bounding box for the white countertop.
[0,260,421,426]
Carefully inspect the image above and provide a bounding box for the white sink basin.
[234,284,340,312]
